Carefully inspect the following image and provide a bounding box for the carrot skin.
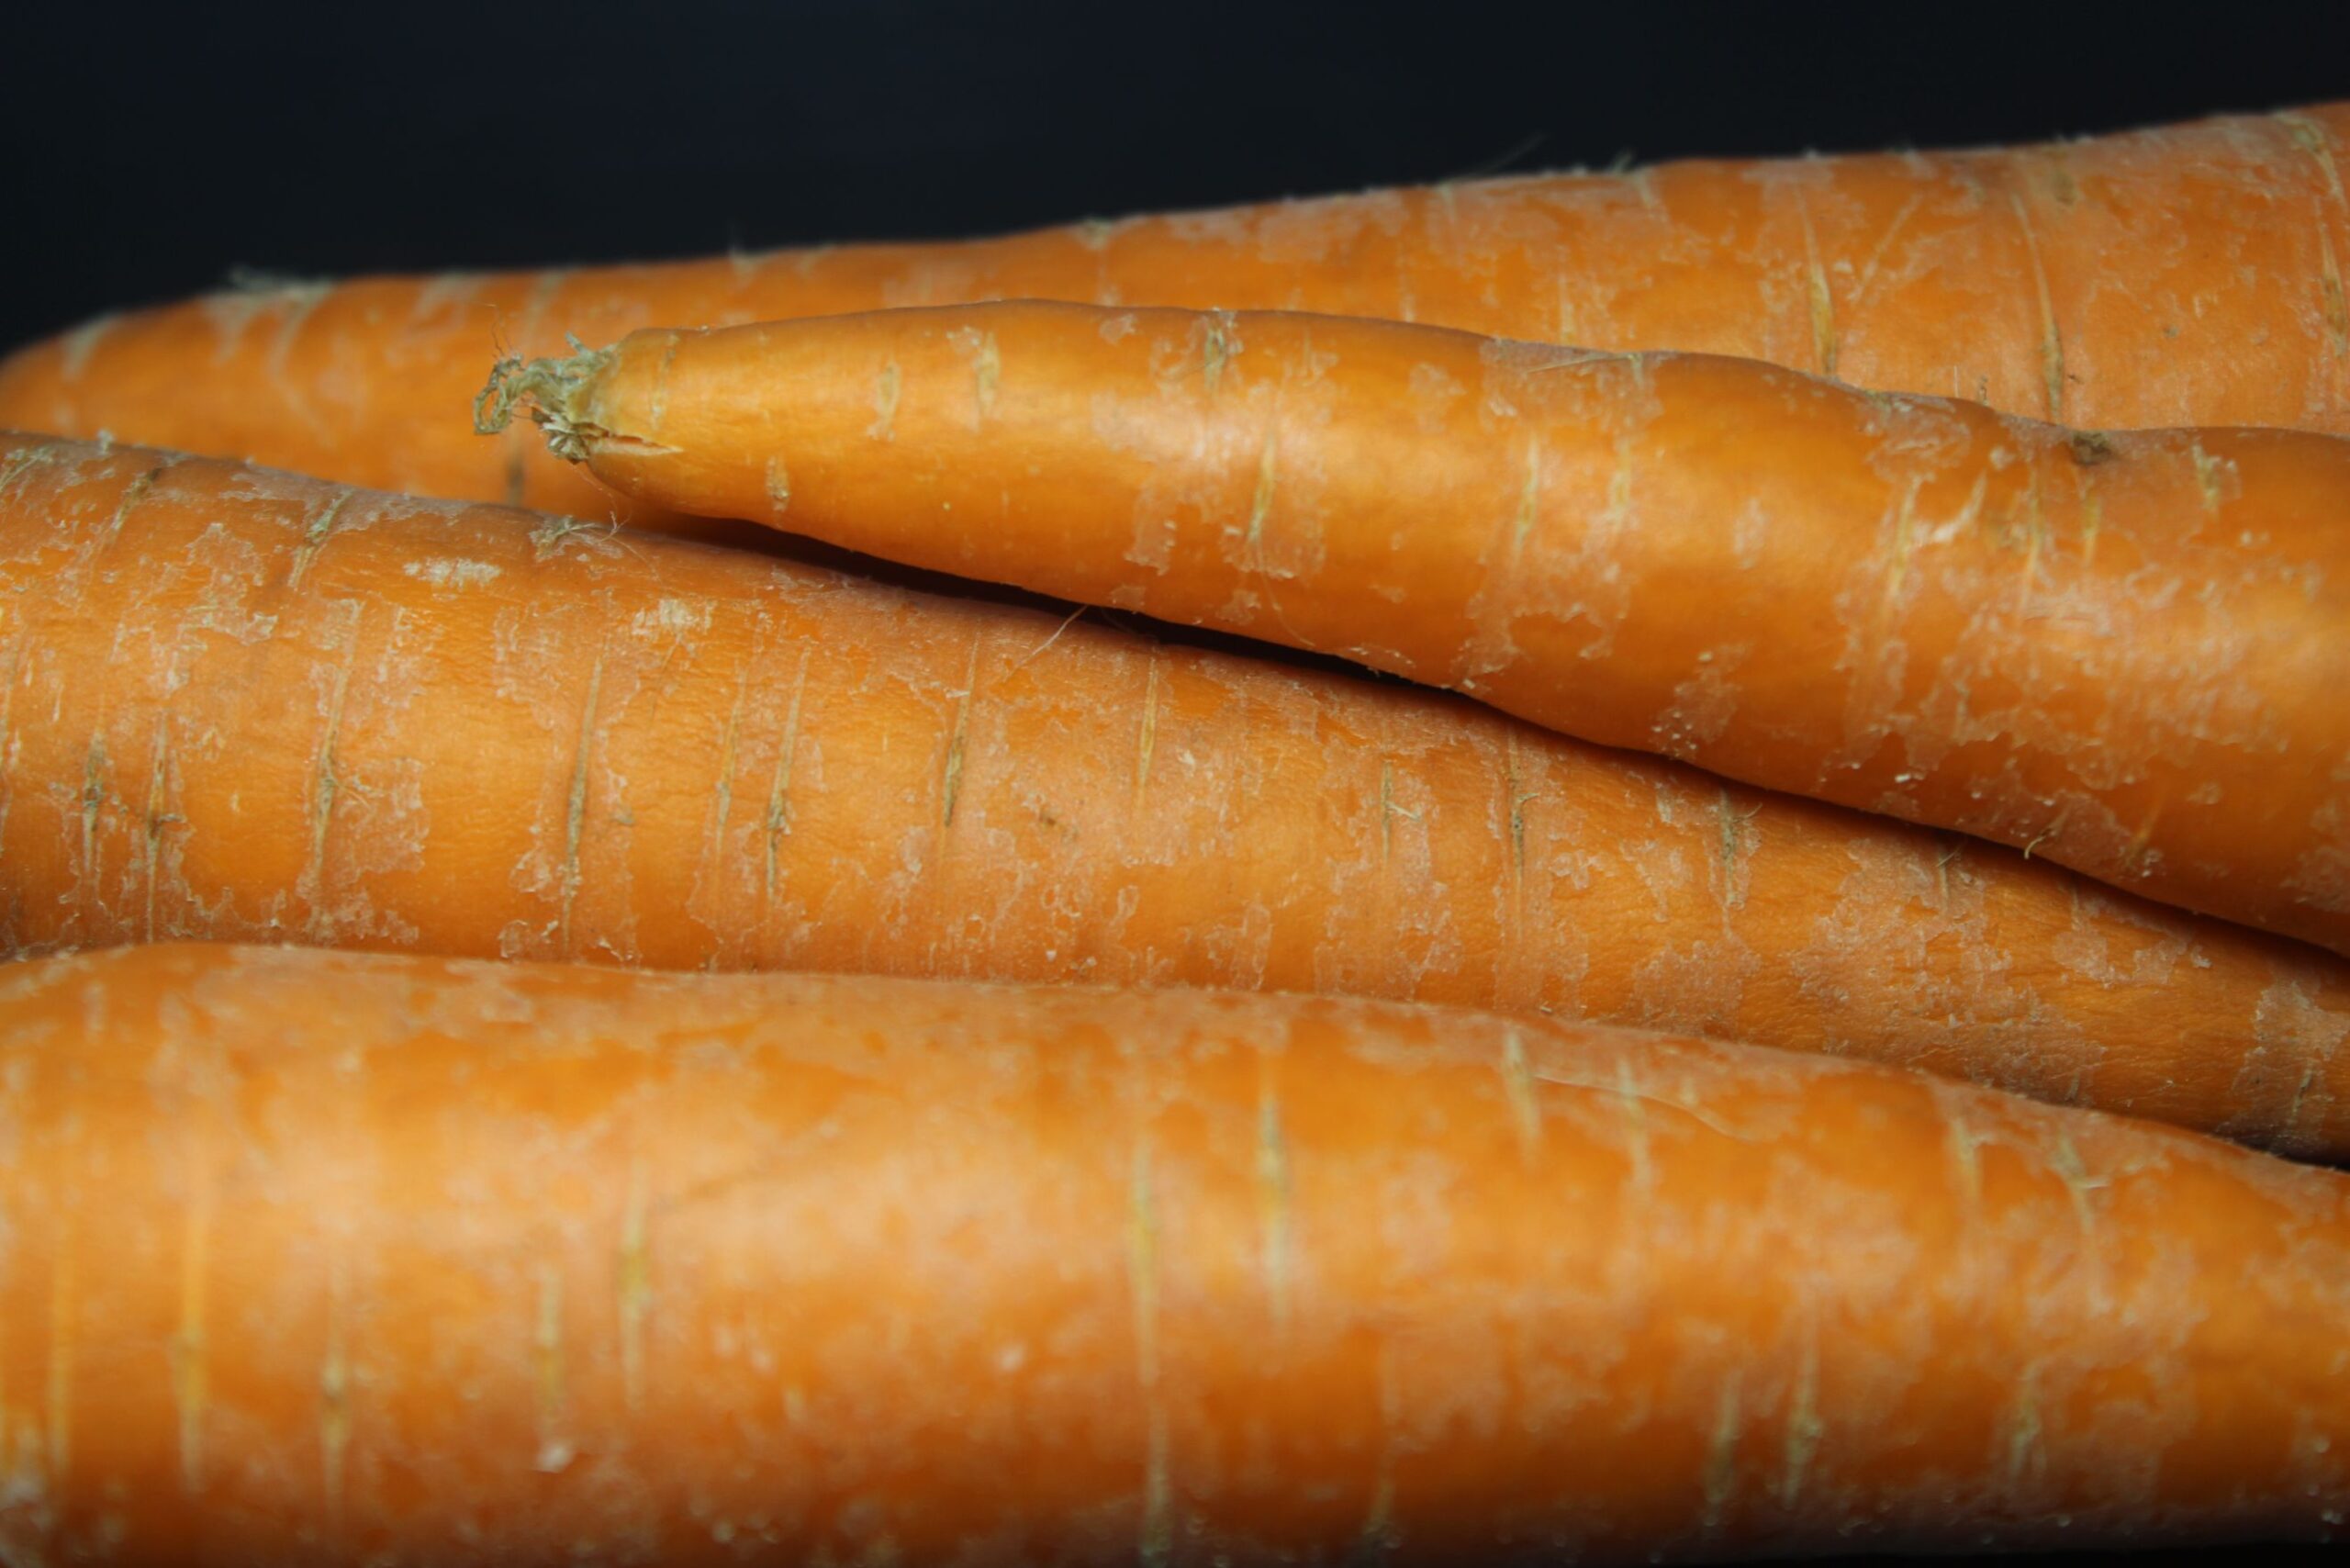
[5,432,2349,1154]
[0,941,2346,1564]
[520,303,2350,956]
[6,103,2350,522]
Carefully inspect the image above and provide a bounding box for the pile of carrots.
[0,100,2344,1565]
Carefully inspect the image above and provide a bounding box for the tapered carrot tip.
[474,337,612,460]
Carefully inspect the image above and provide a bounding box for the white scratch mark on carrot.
[47,1200,73,1481]
[1202,312,1235,394]
[1243,427,1280,577]
[1615,1058,1654,1195]
[2003,1361,2045,1492]
[1354,1343,1403,1564]
[711,674,744,879]
[869,361,902,440]
[1780,1335,1823,1507]
[558,653,606,959]
[1128,1141,1171,1568]
[305,628,361,943]
[1849,195,1924,306]
[2190,442,2225,518]
[141,713,175,943]
[1133,653,1161,805]
[1794,189,1839,378]
[941,631,982,829]
[2009,192,2065,420]
[762,646,811,929]
[173,1160,211,1493]
[1009,606,1086,674]
[287,493,352,593]
[645,332,683,438]
[1256,1077,1293,1331]
[103,460,173,547]
[76,734,108,936]
[1499,1024,1540,1161]
[763,454,790,517]
[320,1261,350,1520]
[619,1161,650,1417]
[1702,1373,1742,1535]
[1947,1110,1983,1214]
[535,1263,572,1473]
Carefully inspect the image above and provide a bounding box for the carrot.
[5,101,2349,528]
[4,939,2347,1563]
[5,431,2347,1155]
[483,304,2350,959]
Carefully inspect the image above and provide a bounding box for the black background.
[6,0,2350,354]
[2,4,2347,1563]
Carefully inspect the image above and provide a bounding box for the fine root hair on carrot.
[475,334,614,459]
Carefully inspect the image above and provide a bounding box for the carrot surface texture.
[5,941,2350,1564]
[4,431,2348,1156]
[482,302,2350,958]
[6,101,2350,528]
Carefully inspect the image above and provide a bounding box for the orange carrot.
[2,941,2346,1563]
[484,302,2350,958]
[4,431,2346,1155]
[5,102,2349,528]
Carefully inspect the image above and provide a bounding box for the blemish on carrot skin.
[1133,654,1160,805]
[619,1162,650,1417]
[764,455,790,517]
[1794,190,1840,379]
[1498,1025,1540,1160]
[557,654,606,960]
[2067,430,2116,466]
[76,734,108,934]
[868,361,902,441]
[1256,1081,1294,1330]
[2008,193,2066,421]
[761,648,811,929]
[167,1163,213,1494]
[141,716,177,943]
[57,313,118,384]
[1946,1109,1983,1212]
[1780,1338,1824,1509]
[1615,1059,1655,1194]
[1201,314,1235,394]
[286,494,352,592]
[2003,1365,2046,1491]
[709,676,745,883]
[2189,443,2227,517]
[941,633,983,829]
[645,332,684,437]
[535,1264,572,1474]
[1127,1143,1173,1568]
[103,460,173,546]
[1243,429,1280,577]
[305,633,360,943]
[0,440,71,498]
[320,1271,351,1518]
[48,1201,74,1481]
[1701,1375,1742,1535]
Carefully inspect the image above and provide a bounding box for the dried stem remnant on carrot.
[2,943,2346,1564]
[492,303,2350,956]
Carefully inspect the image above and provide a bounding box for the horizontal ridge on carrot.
[483,302,2350,956]
[6,101,2350,526]
[4,942,2348,1563]
[6,431,2349,1156]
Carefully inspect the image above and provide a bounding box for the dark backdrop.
[5,1,2350,353]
